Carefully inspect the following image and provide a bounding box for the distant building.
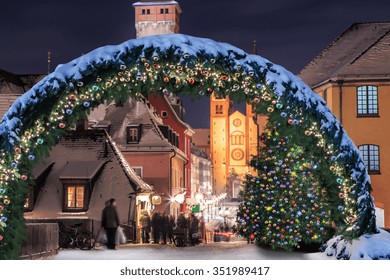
[148,94,194,197]
[192,128,211,158]
[0,69,43,118]
[210,94,261,197]
[100,97,188,217]
[133,0,181,38]
[24,129,153,242]
[191,146,212,197]
[299,22,390,227]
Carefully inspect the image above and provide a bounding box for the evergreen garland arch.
[0,34,377,258]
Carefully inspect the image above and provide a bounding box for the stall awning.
[59,161,105,180]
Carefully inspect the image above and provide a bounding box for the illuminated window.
[358,144,380,174]
[66,185,85,209]
[357,86,378,116]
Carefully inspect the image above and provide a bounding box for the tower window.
[358,144,380,174]
[160,8,169,14]
[142,9,146,15]
[216,105,223,114]
[165,8,169,13]
[357,86,378,116]
[231,131,244,145]
[147,9,151,15]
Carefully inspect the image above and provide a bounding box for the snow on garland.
[0,34,380,258]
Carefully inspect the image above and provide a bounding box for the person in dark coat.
[177,213,187,229]
[101,198,120,250]
[167,214,175,244]
[189,213,199,246]
[139,210,151,244]
[160,213,169,244]
[151,212,160,244]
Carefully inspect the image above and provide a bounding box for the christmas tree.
[237,129,335,250]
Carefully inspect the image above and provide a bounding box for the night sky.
[1,0,389,128]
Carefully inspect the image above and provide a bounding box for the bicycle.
[58,222,95,250]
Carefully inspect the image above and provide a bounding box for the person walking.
[167,214,175,244]
[160,213,168,244]
[139,210,151,244]
[151,212,160,244]
[101,198,120,250]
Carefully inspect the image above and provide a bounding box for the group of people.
[139,211,202,246]
[101,199,204,250]
[139,211,175,244]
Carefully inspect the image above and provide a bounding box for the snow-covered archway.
[0,34,378,258]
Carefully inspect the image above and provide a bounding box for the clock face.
[233,118,242,127]
[231,148,244,161]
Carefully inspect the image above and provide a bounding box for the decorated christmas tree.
[236,128,335,250]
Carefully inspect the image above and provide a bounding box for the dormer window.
[60,161,105,212]
[127,125,142,144]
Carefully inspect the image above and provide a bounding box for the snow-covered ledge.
[313,229,390,260]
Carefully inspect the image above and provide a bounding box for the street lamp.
[174,193,185,204]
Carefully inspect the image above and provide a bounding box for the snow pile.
[321,229,390,260]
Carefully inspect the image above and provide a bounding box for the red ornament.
[163,77,170,83]
[250,234,255,239]
[153,63,159,68]
[21,174,28,181]
[339,193,345,199]
[0,234,3,241]
[58,122,66,129]
[288,118,293,125]
[0,205,4,211]
[14,147,21,153]
[207,88,213,93]
[188,78,195,85]
[220,75,228,81]
[69,94,77,100]
[253,97,260,104]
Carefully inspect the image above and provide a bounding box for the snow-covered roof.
[0,69,44,118]
[298,22,390,88]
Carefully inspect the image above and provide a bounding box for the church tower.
[133,0,182,38]
[210,94,232,195]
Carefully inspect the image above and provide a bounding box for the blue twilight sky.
[0,0,389,128]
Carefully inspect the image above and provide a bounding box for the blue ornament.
[92,85,99,91]
[83,101,91,108]
[11,162,18,168]
[256,83,262,90]
[338,205,344,211]
[28,154,35,161]
[276,103,283,109]
[0,188,6,194]
[0,217,7,222]
[37,138,44,145]
[66,108,73,115]
[280,112,287,118]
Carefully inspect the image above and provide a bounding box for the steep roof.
[24,130,152,220]
[0,69,44,118]
[298,22,390,88]
[103,97,187,159]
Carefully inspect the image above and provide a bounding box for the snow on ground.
[315,229,390,260]
[51,241,313,260]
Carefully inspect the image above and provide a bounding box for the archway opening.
[0,34,376,258]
